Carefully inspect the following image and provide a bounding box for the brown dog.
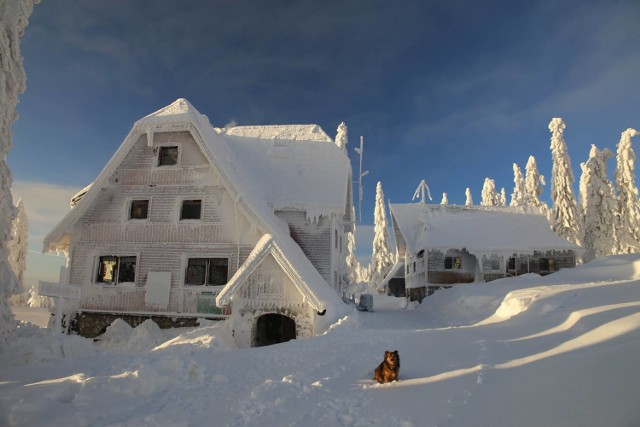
[374,350,400,383]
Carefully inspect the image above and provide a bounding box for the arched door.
[254,313,296,347]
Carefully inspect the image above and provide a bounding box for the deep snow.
[2,255,640,426]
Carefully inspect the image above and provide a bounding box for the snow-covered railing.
[79,286,229,317]
[77,223,226,244]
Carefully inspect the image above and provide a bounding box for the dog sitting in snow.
[374,350,400,384]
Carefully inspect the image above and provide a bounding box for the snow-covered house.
[43,98,353,347]
[382,204,581,302]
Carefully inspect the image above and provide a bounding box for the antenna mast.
[354,136,369,224]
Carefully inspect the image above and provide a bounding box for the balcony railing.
[75,285,230,317]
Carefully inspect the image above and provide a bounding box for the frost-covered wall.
[0,0,38,342]
[67,131,260,310]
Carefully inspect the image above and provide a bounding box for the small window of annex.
[129,200,149,220]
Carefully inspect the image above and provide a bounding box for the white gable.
[391,204,581,255]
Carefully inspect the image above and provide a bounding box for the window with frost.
[96,256,137,285]
[180,199,202,220]
[129,200,149,220]
[185,258,228,286]
[158,146,179,166]
[444,256,462,270]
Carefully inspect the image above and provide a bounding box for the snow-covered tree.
[480,178,499,206]
[510,163,526,207]
[499,188,507,206]
[335,122,348,152]
[465,188,473,206]
[614,128,640,254]
[440,193,448,205]
[369,182,394,291]
[579,145,617,259]
[8,199,28,304]
[524,155,547,211]
[0,0,38,342]
[549,118,582,245]
[345,231,361,285]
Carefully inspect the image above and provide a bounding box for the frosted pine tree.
[510,163,526,207]
[499,188,507,206]
[465,188,473,206]
[524,155,548,212]
[335,122,348,152]
[345,231,361,285]
[549,118,582,245]
[614,128,640,254]
[440,193,449,205]
[480,178,499,206]
[0,0,38,342]
[8,199,28,305]
[579,145,617,259]
[370,182,394,291]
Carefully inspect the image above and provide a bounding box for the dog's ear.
[394,350,398,355]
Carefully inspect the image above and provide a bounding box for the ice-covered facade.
[382,204,581,302]
[44,99,353,347]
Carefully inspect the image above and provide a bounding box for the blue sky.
[8,0,640,283]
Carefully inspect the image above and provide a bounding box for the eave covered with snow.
[390,203,582,257]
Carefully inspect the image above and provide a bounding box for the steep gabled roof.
[390,204,581,255]
[216,234,327,312]
[44,98,347,313]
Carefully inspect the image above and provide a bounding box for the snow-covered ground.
[2,255,640,426]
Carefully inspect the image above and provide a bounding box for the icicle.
[146,118,157,147]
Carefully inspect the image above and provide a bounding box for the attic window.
[158,146,178,166]
[129,200,149,220]
[181,199,202,220]
[96,256,136,285]
[185,258,229,286]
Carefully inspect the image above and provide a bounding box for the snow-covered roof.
[44,98,348,314]
[390,204,581,255]
[217,234,330,312]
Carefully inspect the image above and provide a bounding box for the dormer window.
[158,146,178,166]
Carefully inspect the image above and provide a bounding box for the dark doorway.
[254,314,296,347]
[388,278,406,297]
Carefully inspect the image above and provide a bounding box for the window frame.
[128,199,150,221]
[95,254,138,286]
[180,199,203,221]
[183,257,230,287]
[444,256,462,270]
[157,145,180,167]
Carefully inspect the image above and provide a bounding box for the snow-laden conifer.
[499,188,507,206]
[614,128,640,253]
[335,122,348,152]
[0,0,37,342]
[524,155,548,211]
[465,188,473,206]
[549,118,582,245]
[345,231,360,285]
[510,163,526,207]
[480,178,499,206]
[8,199,28,303]
[369,182,394,291]
[579,145,616,259]
[440,193,448,205]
